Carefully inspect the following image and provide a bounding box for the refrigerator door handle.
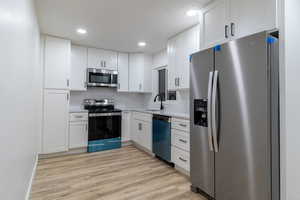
[207,71,214,152]
[212,70,219,152]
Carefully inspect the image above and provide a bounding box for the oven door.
[88,113,121,152]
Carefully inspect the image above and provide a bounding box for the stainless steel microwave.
[87,68,118,88]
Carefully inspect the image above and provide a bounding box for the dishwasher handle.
[153,114,171,122]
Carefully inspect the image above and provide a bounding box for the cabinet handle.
[104,61,106,67]
[85,124,88,132]
[179,157,187,162]
[178,78,180,87]
[230,22,235,37]
[118,83,120,89]
[179,139,187,143]
[225,25,229,39]
[138,123,142,131]
[67,79,69,87]
[179,123,187,127]
[67,93,69,101]
[75,115,83,118]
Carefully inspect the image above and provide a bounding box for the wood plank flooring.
[31,145,206,200]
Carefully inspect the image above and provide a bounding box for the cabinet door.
[167,37,177,90]
[140,122,152,152]
[129,53,143,92]
[121,111,131,142]
[70,45,87,91]
[229,0,277,39]
[200,0,229,49]
[88,48,117,70]
[179,25,200,89]
[69,122,88,148]
[44,36,71,90]
[104,50,118,70]
[117,53,129,92]
[131,119,140,143]
[43,90,69,153]
[142,54,153,93]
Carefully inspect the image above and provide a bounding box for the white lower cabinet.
[121,111,131,142]
[69,112,88,149]
[171,118,190,172]
[131,112,152,151]
[42,90,69,154]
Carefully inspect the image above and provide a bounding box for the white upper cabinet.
[200,0,229,49]
[228,0,277,39]
[42,90,69,154]
[87,48,117,70]
[129,53,152,93]
[44,36,71,90]
[152,49,167,69]
[117,53,129,92]
[200,0,277,49]
[70,45,87,91]
[168,25,200,90]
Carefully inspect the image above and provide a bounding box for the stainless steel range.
[84,99,121,152]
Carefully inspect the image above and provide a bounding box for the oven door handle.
[89,113,121,117]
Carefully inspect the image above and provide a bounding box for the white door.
[179,25,200,89]
[43,90,69,153]
[70,45,87,91]
[167,37,177,90]
[88,48,117,70]
[142,54,153,93]
[129,53,143,92]
[121,111,131,142]
[69,122,88,148]
[104,50,118,70]
[87,48,107,69]
[228,0,277,39]
[44,36,71,90]
[200,0,229,49]
[131,119,140,143]
[118,53,129,92]
[139,121,152,151]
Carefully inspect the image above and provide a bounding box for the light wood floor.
[31,145,206,200]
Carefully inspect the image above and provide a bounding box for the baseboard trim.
[25,154,39,200]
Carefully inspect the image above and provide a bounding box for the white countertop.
[69,106,189,120]
[69,106,88,113]
[119,108,190,120]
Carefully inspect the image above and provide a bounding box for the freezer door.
[214,32,273,200]
[190,48,215,198]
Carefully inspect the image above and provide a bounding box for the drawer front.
[172,147,190,172]
[171,118,190,132]
[132,112,152,122]
[172,129,190,152]
[70,113,88,122]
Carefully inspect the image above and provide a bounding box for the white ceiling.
[35,0,210,53]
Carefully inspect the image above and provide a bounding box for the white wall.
[281,0,300,199]
[145,90,190,114]
[70,88,147,110]
[0,0,41,199]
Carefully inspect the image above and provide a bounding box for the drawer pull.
[179,124,187,127]
[75,116,83,118]
[179,157,187,162]
[179,139,187,143]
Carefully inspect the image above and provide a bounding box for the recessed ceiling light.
[186,9,200,17]
[76,28,87,35]
[138,42,147,47]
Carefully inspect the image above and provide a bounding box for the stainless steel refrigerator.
[190,31,280,200]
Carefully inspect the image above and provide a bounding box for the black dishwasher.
[152,115,171,162]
